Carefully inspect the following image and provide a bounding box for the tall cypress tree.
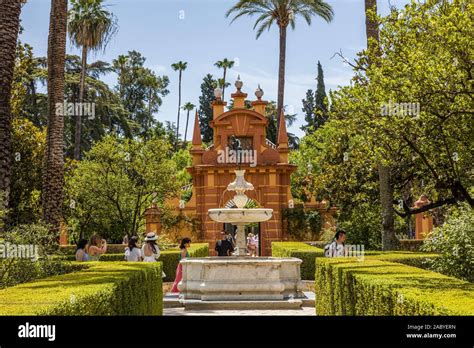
[198,74,217,143]
[314,60,328,129]
[301,89,316,133]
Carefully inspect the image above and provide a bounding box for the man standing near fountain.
[215,231,234,256]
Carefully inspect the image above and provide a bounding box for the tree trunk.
[176,70,182,150]
[378,163,398,249]
[184,109,190,144]
[365,0,397,250]
[74,44,87,160]
[222,68,227,101]
[277,24,287,131]
[0,0,22,224]
[43,0,68,236]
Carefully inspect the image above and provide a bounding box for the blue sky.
[19,0,411,138]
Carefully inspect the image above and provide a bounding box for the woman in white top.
[142,232,160,262]
[124,236,142,262]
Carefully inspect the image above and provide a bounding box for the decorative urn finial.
[214,87,223,100]
[255,84,264,100]
[235,75,243,92]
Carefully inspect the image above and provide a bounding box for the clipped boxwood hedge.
[0,262,163,315]
[315,258,474,315]
[272,242,324,280]
[272,242,438,280]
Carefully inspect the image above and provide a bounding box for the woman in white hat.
[141,232,160,262]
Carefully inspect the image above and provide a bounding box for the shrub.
[0,259,86,289]
[421,204,474,282]
[315,258,474,315]
[6,223,57,255]
[272,242,438,280]
[0,262,163,315]
[272,242,324,280]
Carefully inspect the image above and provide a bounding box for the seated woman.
[124,236,142,261]
[75,238,89,262]
[171,238,191,293]
[88,235,107,261]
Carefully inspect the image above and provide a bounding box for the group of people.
[214,230,259,257]
[74,232,192,293]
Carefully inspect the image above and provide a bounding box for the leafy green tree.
[297,0,473,249]
[226,0,334,129]
[198,74,217,143]
[65,134,179,241]
[301,61,328,134]
[301,89,315,133]
[314,61,328,128]
[10,118,46,225]
[112,51,169,138]
[214,58,235,100]
[68,0,118,159]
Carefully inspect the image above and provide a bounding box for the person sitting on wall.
[324,230,347,257]
[215,231,234,256]
[75,238,89,262]
[88,235,107,261]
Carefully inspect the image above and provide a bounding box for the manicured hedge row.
[56,243,209,282]
[0,262,163,315]
[0,259,86,289]
[272,242,438,280]
[315,258,474,315]
[272,242,324,280]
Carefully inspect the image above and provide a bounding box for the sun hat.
[144,232,158,241]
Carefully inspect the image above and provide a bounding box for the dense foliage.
[422,204,474,282]
[64,135,179,242]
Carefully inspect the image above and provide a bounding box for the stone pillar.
[235,223,246,256]
[144,203,162,234]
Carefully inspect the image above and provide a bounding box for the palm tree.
[217,78,231,92]
[68,0,117,160]
[0,0,23,223]
[227,0,334,129]
[42,0,68,235]
[214,58,234,100]
[171,61,187,150]
[182,102,195,144]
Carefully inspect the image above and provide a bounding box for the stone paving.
[164,306,315,316]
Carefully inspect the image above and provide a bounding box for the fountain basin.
[208,208,273,224]
[178,257,304,301]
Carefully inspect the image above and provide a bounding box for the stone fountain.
[178,170,305,309]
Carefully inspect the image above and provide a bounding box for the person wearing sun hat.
[142,232,160,262]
